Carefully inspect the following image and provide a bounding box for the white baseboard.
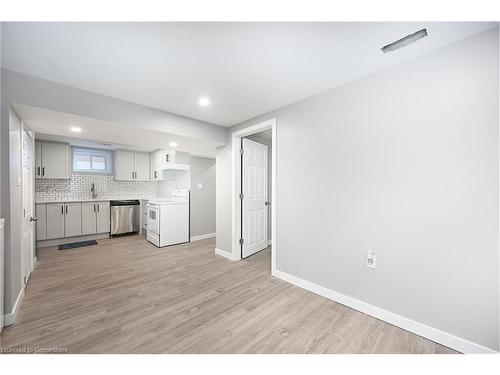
[3,287,25,326]
[190,233,216,242]
[272,269,496,354]
[214,248,239,261]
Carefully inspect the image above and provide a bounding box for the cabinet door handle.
[94,203,96,212]
[166,154,169,162]
[65,205,68,214]
[42,167,45,176]
[61,205,64,215]
[37,166,40,176]
[97,204,100,213]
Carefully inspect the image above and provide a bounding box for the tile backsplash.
[36,174,172,201]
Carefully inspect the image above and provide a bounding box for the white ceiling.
[3,22,497,126]
[13,104,219,157]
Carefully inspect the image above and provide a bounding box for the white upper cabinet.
[150,149,190,180]
[115,150,135,180]
[134,152,150,181]
[115,150,150,181]
[35,141,71,179]
[150,150,164,181]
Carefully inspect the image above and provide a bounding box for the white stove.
[146,189,189,247]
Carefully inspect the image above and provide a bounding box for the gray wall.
[216,28,499,350]
[216,141,232,252]
[190,156,216,237]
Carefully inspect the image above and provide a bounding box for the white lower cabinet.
[81,202,98,235]
[38,201,110,242]
[96,202,110,233]
[46,203,65,239]
[64,203,82,237]
[82,201,110,235]
[35,204,47,241]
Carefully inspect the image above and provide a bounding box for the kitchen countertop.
[35,197,155,204]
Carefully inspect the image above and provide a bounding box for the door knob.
[30,217,38,222]
[265,201,270,206]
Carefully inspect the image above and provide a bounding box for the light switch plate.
[197,182,204,189]
[366,250,376,269]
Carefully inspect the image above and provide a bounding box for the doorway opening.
[231,119,276,273]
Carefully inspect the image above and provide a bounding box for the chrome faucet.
[91,182,98,199]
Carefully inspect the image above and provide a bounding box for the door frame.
[231,118,276,274]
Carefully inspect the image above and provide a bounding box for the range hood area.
[150,149,191,181]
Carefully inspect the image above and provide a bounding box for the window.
[72,147,113,174]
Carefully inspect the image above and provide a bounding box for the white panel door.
[46,203,65,239]
[242,138,268,258]
[96,201,110,233]
[22,127,35,284]
[81,202,97,235]
[134,152,150,181]
[64,203,82,237]
[115,150,135,180]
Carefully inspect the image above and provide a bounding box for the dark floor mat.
[58,240,98,251]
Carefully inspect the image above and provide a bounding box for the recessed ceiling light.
[381,28,428,54]
[70,126,82,133]
[169,142,178,148]
[198,97,210,107]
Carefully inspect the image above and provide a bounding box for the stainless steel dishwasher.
[110,200,140,236]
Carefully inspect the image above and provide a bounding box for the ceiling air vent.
[381,28,428,54]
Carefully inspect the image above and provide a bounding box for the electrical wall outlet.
[366,250,376,269]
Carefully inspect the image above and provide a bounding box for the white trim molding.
[273,269,497,354]
[231,118,277,273]
[190,233,216,242]
[214,248,239,261]
[3,287,25,326]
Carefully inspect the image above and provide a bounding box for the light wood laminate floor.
[0,235,456,354]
